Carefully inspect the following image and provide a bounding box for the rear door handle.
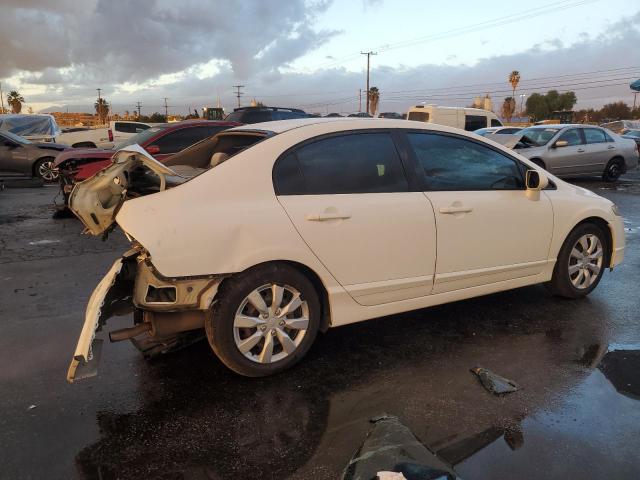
[607,145,616,149]
[306,212,352,221]
[577,148,585,153]
[439,206,473,214]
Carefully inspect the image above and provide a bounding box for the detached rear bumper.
[67,250,136,382]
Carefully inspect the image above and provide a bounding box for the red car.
[55,120,240,198]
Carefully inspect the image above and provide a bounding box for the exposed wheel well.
[218,260,332,332]
[572,217,613,267]
[32,156,55,176]
[71,141,97,148]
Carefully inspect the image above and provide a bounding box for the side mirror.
[526,169,549,191]
[553,140,568,148]
[145,145,160,155]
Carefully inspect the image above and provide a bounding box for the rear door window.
[274,132,408,195]
[406,132,524,191]
[583,128,607,144]
[491,118,503,127]
[152,126,218,154]
[465,115,488,131]
[114,122,150,134]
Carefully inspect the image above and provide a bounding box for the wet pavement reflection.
[1,173,639,479]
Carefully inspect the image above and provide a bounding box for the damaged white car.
[67,118,626,381]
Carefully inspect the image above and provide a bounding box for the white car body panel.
[84,119,625,330]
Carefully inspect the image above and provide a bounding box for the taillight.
[108,129,113,142]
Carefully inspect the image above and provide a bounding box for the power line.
[306,0,599,71]
[232,85,245,108]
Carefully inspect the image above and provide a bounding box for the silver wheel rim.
[568,234,603,289]
[233,283,309,364]
[38,160,58,181]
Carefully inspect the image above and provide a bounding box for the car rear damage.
[67,243,228,382]
[66,144,228,382]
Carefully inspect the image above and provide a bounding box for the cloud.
[0,0,337,82]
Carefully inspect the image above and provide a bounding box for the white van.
[406,105,502,131]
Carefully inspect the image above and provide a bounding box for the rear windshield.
[408,112,429,122]
[518,127,562,146]
[114,126,165,149]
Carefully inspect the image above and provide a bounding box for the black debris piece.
[470,367,519,395]
[342,414,460,480]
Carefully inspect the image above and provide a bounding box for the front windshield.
[0,130,31,144]
[113,126,165,149]
[518,127,562,146]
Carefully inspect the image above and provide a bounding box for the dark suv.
[225,107,308,124]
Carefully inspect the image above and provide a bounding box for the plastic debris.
[470,367,519,395]
[27,405,37,411]
[342,414,460,480]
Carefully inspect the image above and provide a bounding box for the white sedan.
[66,118,626,380]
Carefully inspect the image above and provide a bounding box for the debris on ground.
[27,405,37,411]
[470,367,519,395]
[342,414,460,480]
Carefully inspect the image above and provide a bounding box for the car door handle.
[607,145,615,149]
[577,148,585,153]
[439,206,473,214]
[306,212,352,221]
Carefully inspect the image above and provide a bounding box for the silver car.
[514,124,639,181]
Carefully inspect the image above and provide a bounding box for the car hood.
[69,144,179,236]
[514,144,547,158]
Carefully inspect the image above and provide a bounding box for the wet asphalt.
[0,172,639,480]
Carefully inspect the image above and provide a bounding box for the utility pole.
[96,88,103,123]
[232,85,245,108]
[135,101,142,118]
[360,51,377,115]
[163,97,169,120]
[358,89,362,112]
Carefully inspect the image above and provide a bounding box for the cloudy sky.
[1,0,639,115]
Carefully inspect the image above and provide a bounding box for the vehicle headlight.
[611,204,622,216]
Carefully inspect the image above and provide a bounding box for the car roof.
[227,117,488,136]
[526,123,585,129]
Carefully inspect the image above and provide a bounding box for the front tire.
[206,264,320,377]
[546,223,608,298]
[602,158,623,182]
[33,157,58,182]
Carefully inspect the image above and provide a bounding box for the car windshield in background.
[623,130,640,138]
[519,127,562,146]
[225,110,308,123]
[113,126,165,149]
[0,130,32,144]
[474,128,494,136]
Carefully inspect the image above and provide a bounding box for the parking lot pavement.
[1,175,639,480]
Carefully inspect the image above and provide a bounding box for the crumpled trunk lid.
[69,144,179,236]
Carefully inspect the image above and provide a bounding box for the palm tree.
[368,87,380,116]
[508,71,520,113]
[501,97,516,122]
[94,97,109,124]
[124,110,130,119]
[7,90,25,114]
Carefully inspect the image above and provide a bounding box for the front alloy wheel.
[547,223,607,298]
[35,158,58,182]
[568,234,603,289]
[206,264,320,377]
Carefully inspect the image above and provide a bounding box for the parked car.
[378,112,404,119]
[66,118,625,381]
[621,129,640,149]
[224,106,308,124]
[57,121,156,149]
[0,114,61,143]
[54,120,239,202]
[513,124,639,181]
[600,120,640,134]
[325,113,343,117]
[347,112,372,118]
[0,130,67,181]
[474,126,523,136]
[406,105,502,131]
